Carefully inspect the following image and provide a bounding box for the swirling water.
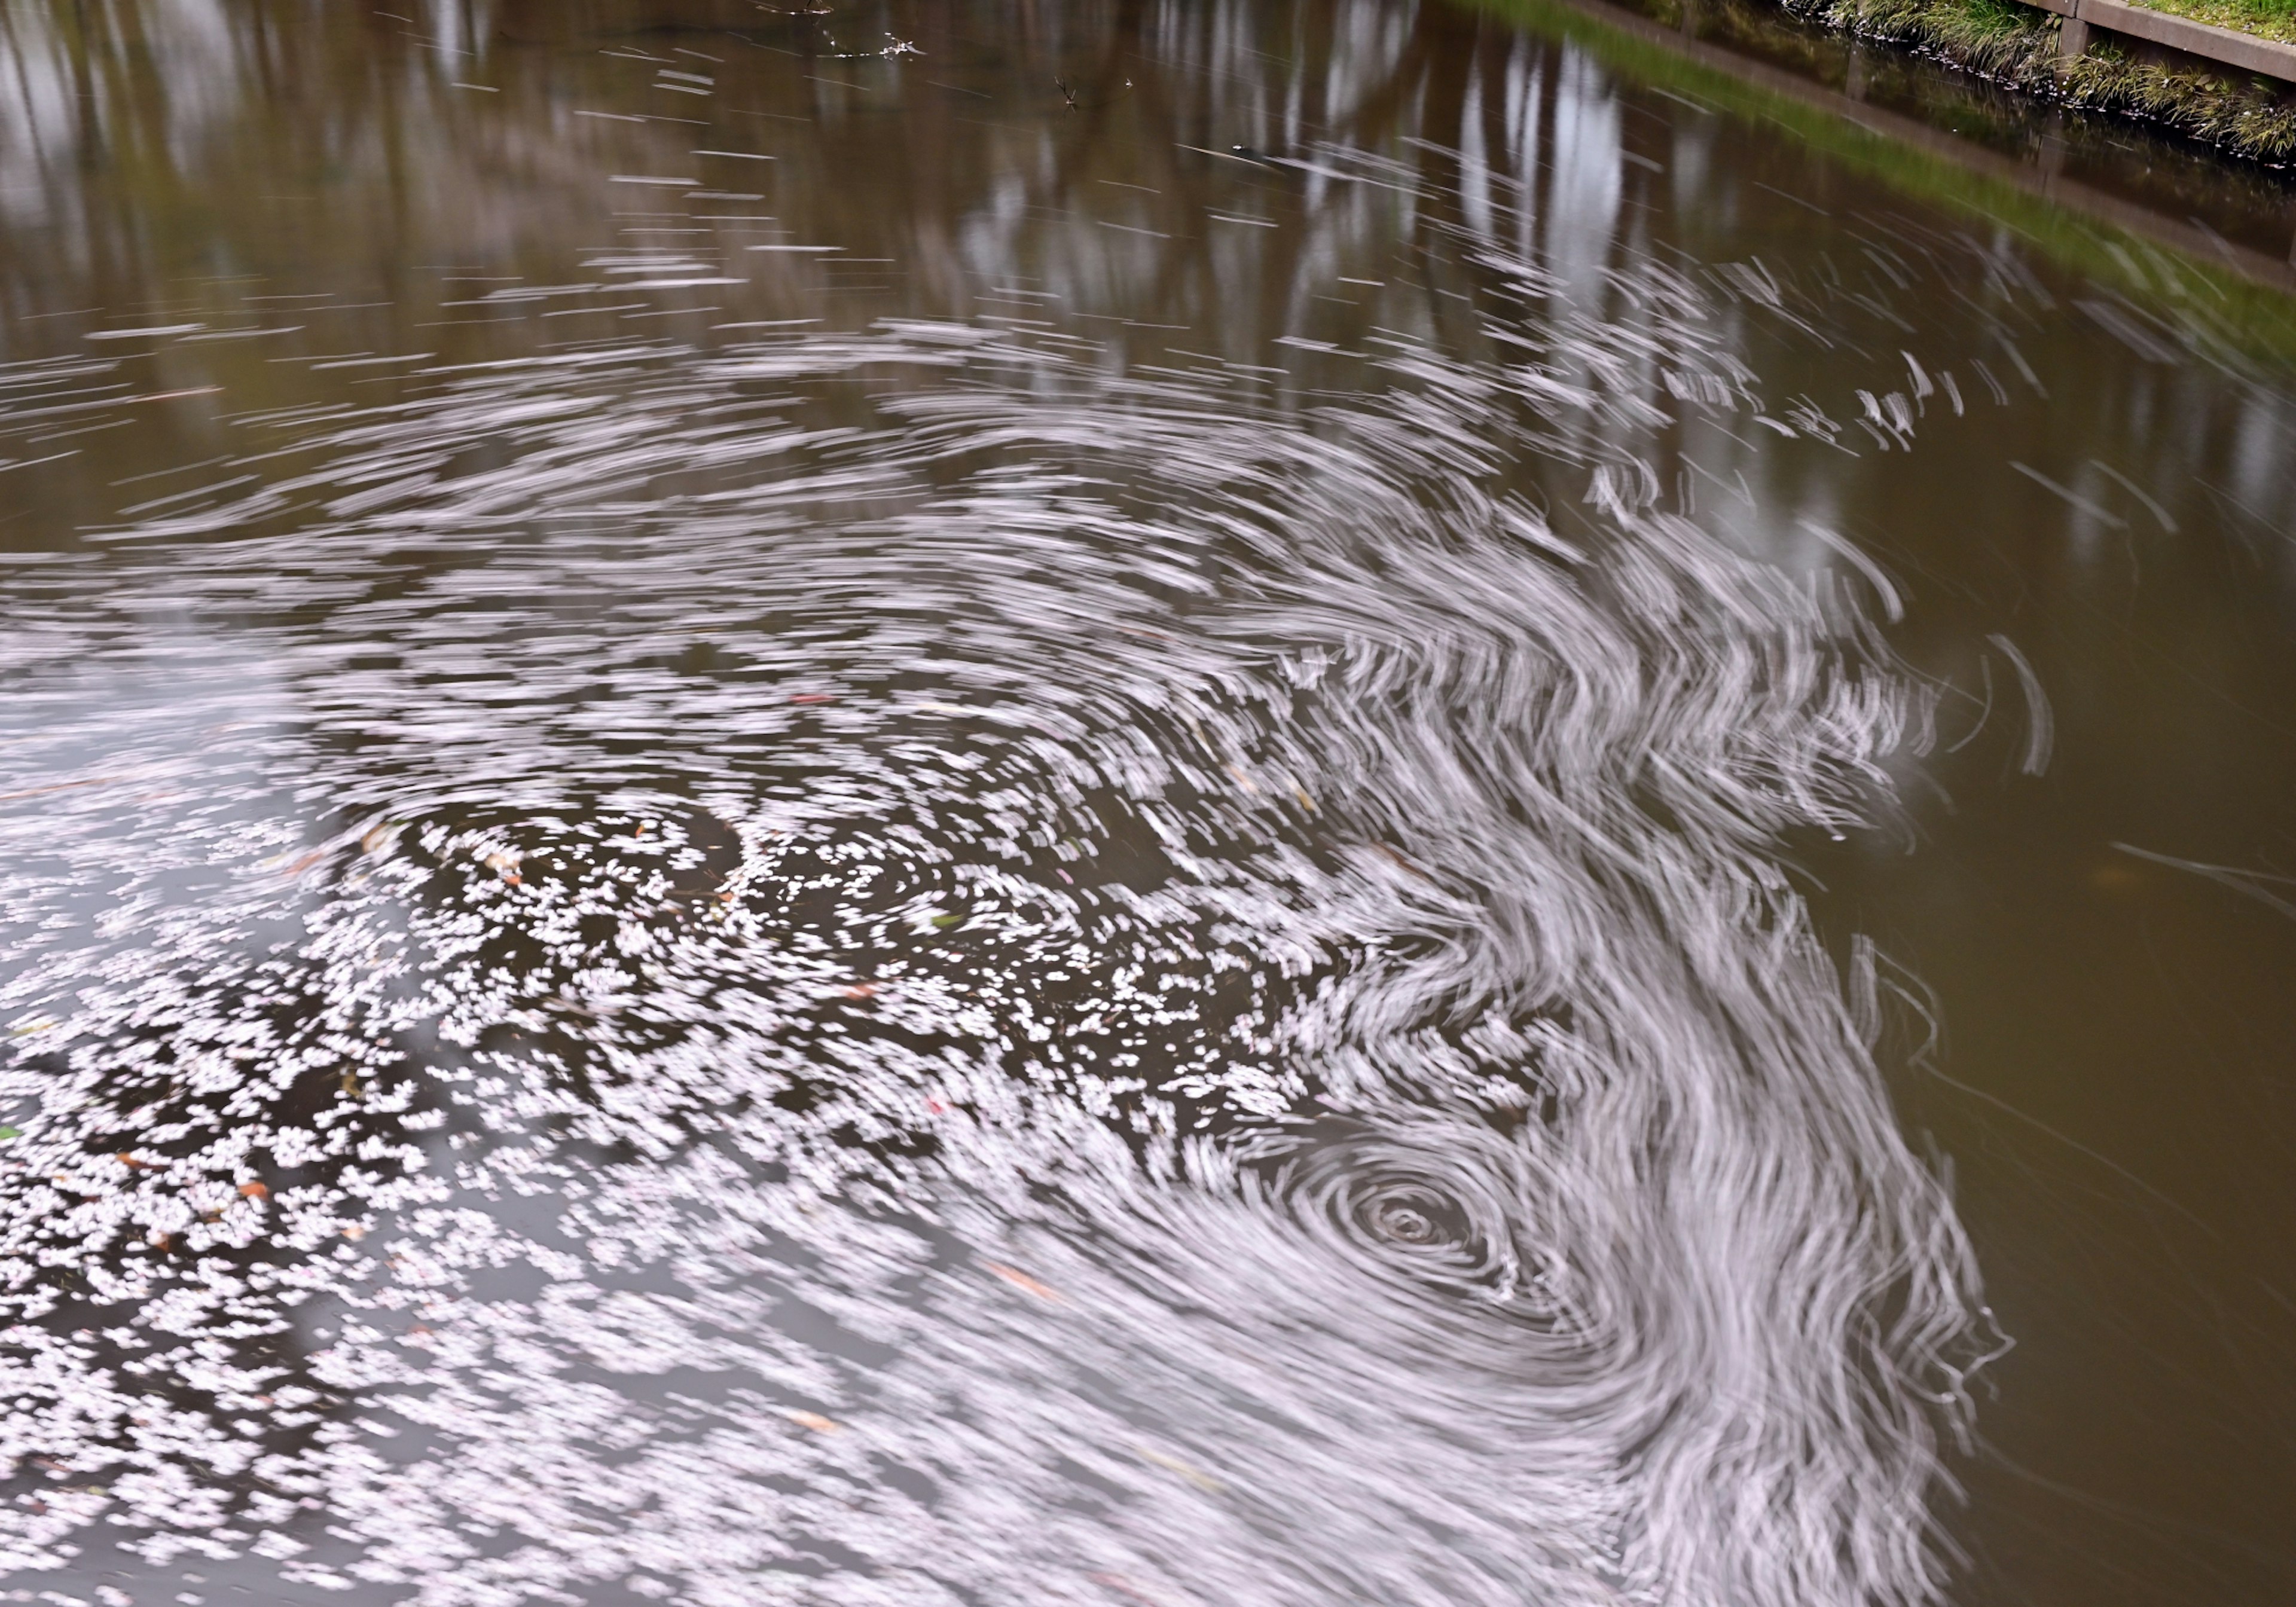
[0,296,1993,1604]
[2,4,2294,1606]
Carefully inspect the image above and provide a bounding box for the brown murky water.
[1,4,2293,1606]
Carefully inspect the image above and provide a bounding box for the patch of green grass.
[2062,39,2296,161]
[1962,0,2046,30]
[1879,0,2044,61]
[2124,0,2296,46]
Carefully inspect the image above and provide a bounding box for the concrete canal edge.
[1777,0,2296,167]
[2034,0,2296,87]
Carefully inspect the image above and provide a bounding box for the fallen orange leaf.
[985,1262,1062,1302]
[1373,842,1433,881]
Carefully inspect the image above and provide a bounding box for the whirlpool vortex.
[0,258,1999,1607]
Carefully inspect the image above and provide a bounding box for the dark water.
[1,3,2293,1605]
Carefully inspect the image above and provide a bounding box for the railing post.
[2058,11,2091,60]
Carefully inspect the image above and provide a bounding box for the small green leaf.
[0,1127,21,1141]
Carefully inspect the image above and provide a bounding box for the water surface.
[2,4,2294,1606]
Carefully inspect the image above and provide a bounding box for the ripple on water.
[0,276,1994,1606]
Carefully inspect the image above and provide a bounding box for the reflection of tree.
[0,0,1626,361]
[0,0,1663,543]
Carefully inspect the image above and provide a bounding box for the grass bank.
[1785,0,2296,163]
[2124,0,2296,48]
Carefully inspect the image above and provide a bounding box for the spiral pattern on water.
[1239,1116,1564,1313]
[0,255,1995,1607]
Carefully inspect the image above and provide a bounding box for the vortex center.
[1364,1186,1466,1249]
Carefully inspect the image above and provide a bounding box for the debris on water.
[0,19,2074,1603]
[1372,842,1433,881]
[985,1263,1062,1302]
[1089,1569,1181,1605]
[1134,1447,1226,1494]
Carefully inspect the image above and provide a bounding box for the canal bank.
[1793,0,2296,163]
[1476,0,2296,352]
